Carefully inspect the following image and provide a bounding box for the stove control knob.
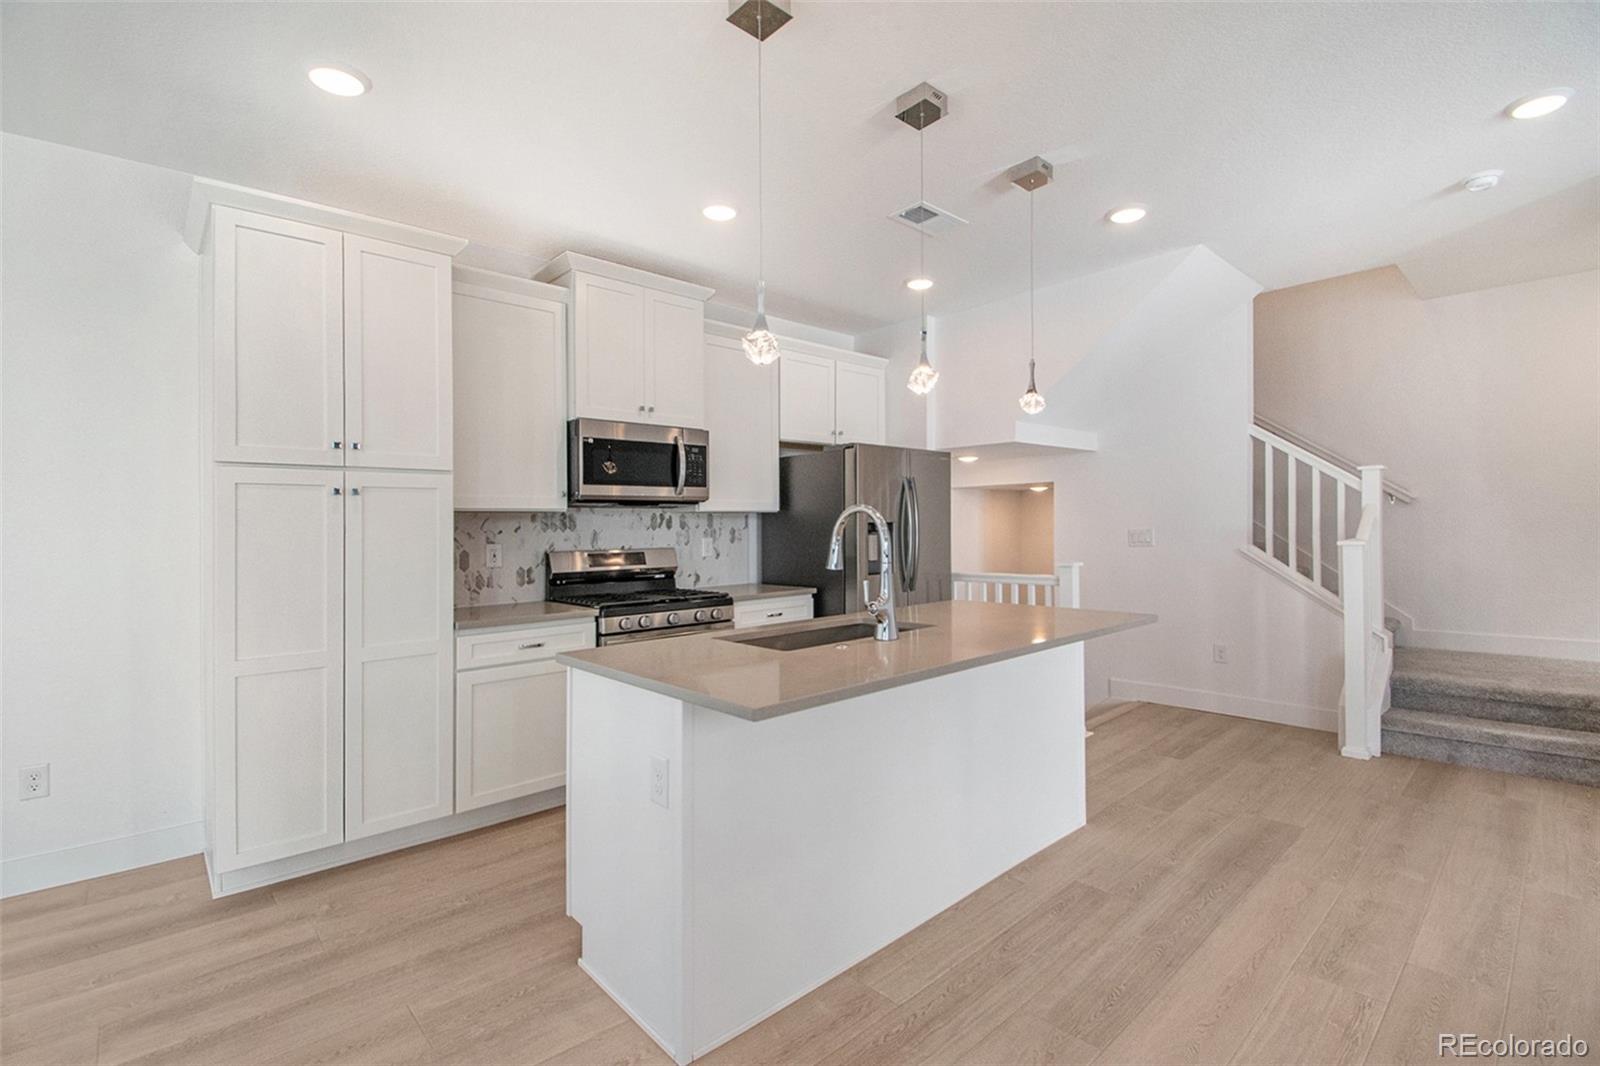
[666,612,680,626]
[638,615,655,629]
[693,609,707,623]
[618,617,634,631]
[710,607,725,621]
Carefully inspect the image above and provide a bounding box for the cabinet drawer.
[455,622,594,670]
[732,596,815,630]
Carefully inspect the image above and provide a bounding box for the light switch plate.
[1127,528,1155,548]
[649,756,669,808]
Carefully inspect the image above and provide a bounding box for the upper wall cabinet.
[452,268,569,511]
[779,342,887,446]
[535,252,714,429]
[702,327,780,512]
[189,181,465,472]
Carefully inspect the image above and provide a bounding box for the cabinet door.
[572,274,648,422]
[344,470,454,839]
[212,466,344,872]
[642,289,706,427]
[344,236,453,471]
[455,660,570,812]
[453,283,567,510]
[780,350,837,444]
[702,335,779,511]
[835,360,887,445]
[211,208,344,466]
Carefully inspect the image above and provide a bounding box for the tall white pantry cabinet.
[190,182,465,889]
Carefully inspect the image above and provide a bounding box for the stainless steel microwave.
[568,419,710,504]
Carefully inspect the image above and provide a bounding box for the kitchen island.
[559,600,1153,1064]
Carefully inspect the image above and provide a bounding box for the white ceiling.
[3,2,1596,335]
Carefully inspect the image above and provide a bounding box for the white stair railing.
[1248,423,1366,603]
[1338,466,1392,759]
[952,563,1082,608]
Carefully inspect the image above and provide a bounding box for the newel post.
[1055,563,1082,608]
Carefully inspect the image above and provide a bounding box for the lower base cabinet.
[454,621,594,812]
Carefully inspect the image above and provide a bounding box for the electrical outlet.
[21,764,49,800]
[486,544,502,568]
[700,532,713,560]
[1213,644,1229,664]
[1127,528,1155,548]
[649,755,669,809]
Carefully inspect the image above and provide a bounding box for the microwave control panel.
[684,444,708,488]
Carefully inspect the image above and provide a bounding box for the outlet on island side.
[649,755,670,809]
[1213,644,1229,665]
[21,764,49,800]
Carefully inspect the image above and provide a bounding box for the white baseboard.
[1394,626,1600,663]
[207,787,565,897]
[1108,678,1338,733]
[1,820,207,899]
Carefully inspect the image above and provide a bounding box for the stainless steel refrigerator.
[761,444,952,617]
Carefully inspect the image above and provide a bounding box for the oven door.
[569,419,710,504]
[598,620,734,646]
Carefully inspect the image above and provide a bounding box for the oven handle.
[675,435,687,497]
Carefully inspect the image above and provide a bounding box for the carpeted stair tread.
[1384,707,1600,761]
[1391,648,1600,712]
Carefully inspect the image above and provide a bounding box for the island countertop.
[558,600,1154,721]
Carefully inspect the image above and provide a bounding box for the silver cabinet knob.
[648,405,655,413]
[332,486,342,496]
[638,405,646,412]
[332,441,342,449]
[351,441,361,451]
[350,487,361,496]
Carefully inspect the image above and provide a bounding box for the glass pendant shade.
[743,312,780,366]
[1018,358,1046,414]
[907,328,938,394]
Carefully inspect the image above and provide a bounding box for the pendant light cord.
[755,7,765,316]
[1028,189,1036,380]
[919,124,926,335]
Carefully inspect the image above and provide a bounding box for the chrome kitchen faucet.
[825,504,899,641]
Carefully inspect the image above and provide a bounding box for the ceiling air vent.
[891,200,968,236]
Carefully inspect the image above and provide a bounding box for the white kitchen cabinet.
[200,202,455,471]
[343,470,455,840]
[732,594,815,630]
[454,621,594,812]
[702,330,780,512]
[209,208,345,466]
[343,237,453,472]
[535,252,714,429]
[779,342,888,446]
[779,350,839,445]
[211,465,346,873]
[452,269,569,511]
[833,360,887,445]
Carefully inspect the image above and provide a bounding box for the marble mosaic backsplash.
[454,509,755,606]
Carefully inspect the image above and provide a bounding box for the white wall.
[942,247,1345,727]
[952,487,1054,573]
[856,317,929,450]
[1256,266,1600,660]
[2,134,205,893]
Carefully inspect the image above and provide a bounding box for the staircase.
[1383,648,1600,786]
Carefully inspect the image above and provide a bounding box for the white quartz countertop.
[558,600,1155,721]
[454,601,596,631]
[703,583,817,602]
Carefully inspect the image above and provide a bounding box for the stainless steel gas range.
[545,548,734,646]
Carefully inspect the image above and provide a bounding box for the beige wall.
[1255,265,1600,659]
[952,487,1054,573]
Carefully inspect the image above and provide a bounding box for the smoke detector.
[895,83,949,130]
[1461,169,1503,193]
[1008,157,1054,192]
[726,0,791,40]
[890,200,969,236]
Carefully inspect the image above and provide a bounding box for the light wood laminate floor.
[3,703,1595,1065]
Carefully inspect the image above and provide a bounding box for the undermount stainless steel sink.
[721,621,930,652]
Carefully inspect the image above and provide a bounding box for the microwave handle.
[674,435,687,497]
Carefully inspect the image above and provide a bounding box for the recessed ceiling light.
[906,277,934,291]
[1028,485,1049,493]
[1507,90,1572,120]
[702,204,738,222]
[308,65,371,97]
[1462,170,1504,193]
[1107,205,1147,225]
[956,454,979,463]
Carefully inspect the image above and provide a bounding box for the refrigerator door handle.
[909,475,921,590]
[899,476,920,592]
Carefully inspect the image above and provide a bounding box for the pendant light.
[896,83,948,395]
[729,0,790,365]
[1010,156,1053,415]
